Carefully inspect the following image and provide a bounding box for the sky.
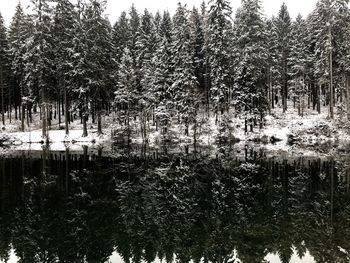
[0,0,318,26]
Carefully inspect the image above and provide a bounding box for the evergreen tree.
[171,3,198,136]
[128,4,140,65]
[142,35,173,136]
[82,0,113,135]
[189,7,205,95]
[8,3,32,131]
[266,17,279,112]
[115,48,138,141]
[207,0,233,118]
[290,14,309,116]
[112,11,130,66]
[0,13,10,127]
[137,9,158,140]
[160,11,172,41]
[274,3,292,113]
[24,0,55,138]
[53,0,77,135]
[233,0,268,132]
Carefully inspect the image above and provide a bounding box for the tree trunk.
[97,111,102,135]
[64,79,69,135]
[82,114,88,137]
[329,25,334,119]
[0,65,5,126]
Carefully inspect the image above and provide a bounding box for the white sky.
[0,0,318,26]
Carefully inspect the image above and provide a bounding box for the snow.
[0,102,350,158]
[0,129,110,152]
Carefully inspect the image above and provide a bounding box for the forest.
[0,0,350,141]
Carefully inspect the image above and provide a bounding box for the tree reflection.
[0,149,349,262]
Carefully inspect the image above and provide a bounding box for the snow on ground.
[0,103,350,157]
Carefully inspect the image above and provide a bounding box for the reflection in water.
[0,146,349,263]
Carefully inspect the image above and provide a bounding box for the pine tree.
[309,0,349,118]
[115,48,138,141]
[266,17,279,112]
[171,3,198,136]
[53,0,77,135]
[0,12,10,127]
[70,0,89,136]
[233,0,268,132]
[142,36,173,136]
[82,0,113,135]
[112,11,130,66]
[207,0,233,118]
[274,3,292,113]
[24,0,55,139]
[128,4,140,66]
[290,14,309,116]
[137,9,158,140]
[189,7,205,95]
[160,11,172,41]
[8,3,32,131]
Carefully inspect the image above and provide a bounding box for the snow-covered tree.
[53,0,77,134]
[8,3,32,131]
[207,0,233,117]
[112,11,130,66]
[189,7,206,96]
[160,11,172,41]
[142,36,172,135]
[0,12,10,126]
[290,14,309,116]
[233,0,268,132]
[273,3,292,112]
[82,0,113,135]
[115,48,138,140]
[171,3,198,136]
[24,0,55,138]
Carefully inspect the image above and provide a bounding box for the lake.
[0,144,349,263]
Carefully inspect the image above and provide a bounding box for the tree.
[274,3,292,113]
[82,0,113,135]
[53,0,77,135]
[115,48,138,141]
[137,9,158,140]
[24,0,55,139]
[8,3,32,131]
[189,7,206,97]
[290,14,309,116]
[233,0,268,132]
[0,12,10,127]
[112,11,130,66]
[171,3,198,136]
[207,0,233,118]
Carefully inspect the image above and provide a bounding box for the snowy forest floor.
[0,103,350,155]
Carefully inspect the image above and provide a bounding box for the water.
[0,146,349,263]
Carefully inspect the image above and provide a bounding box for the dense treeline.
[0,0,350,138]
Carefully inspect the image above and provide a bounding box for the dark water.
[0,146,350,263]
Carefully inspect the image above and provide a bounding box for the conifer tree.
[115,48,138,140]
[233,0,268,132]
[8,3,32,131]
[0,13,10,127]
[207,0,233,118]
[53,0,77,135]
[274,3,292,113]
[82,0,113,135]
[290,14,309,116]
[25,0,55,139]
[112,11,130,66]
[171,3,198,136]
